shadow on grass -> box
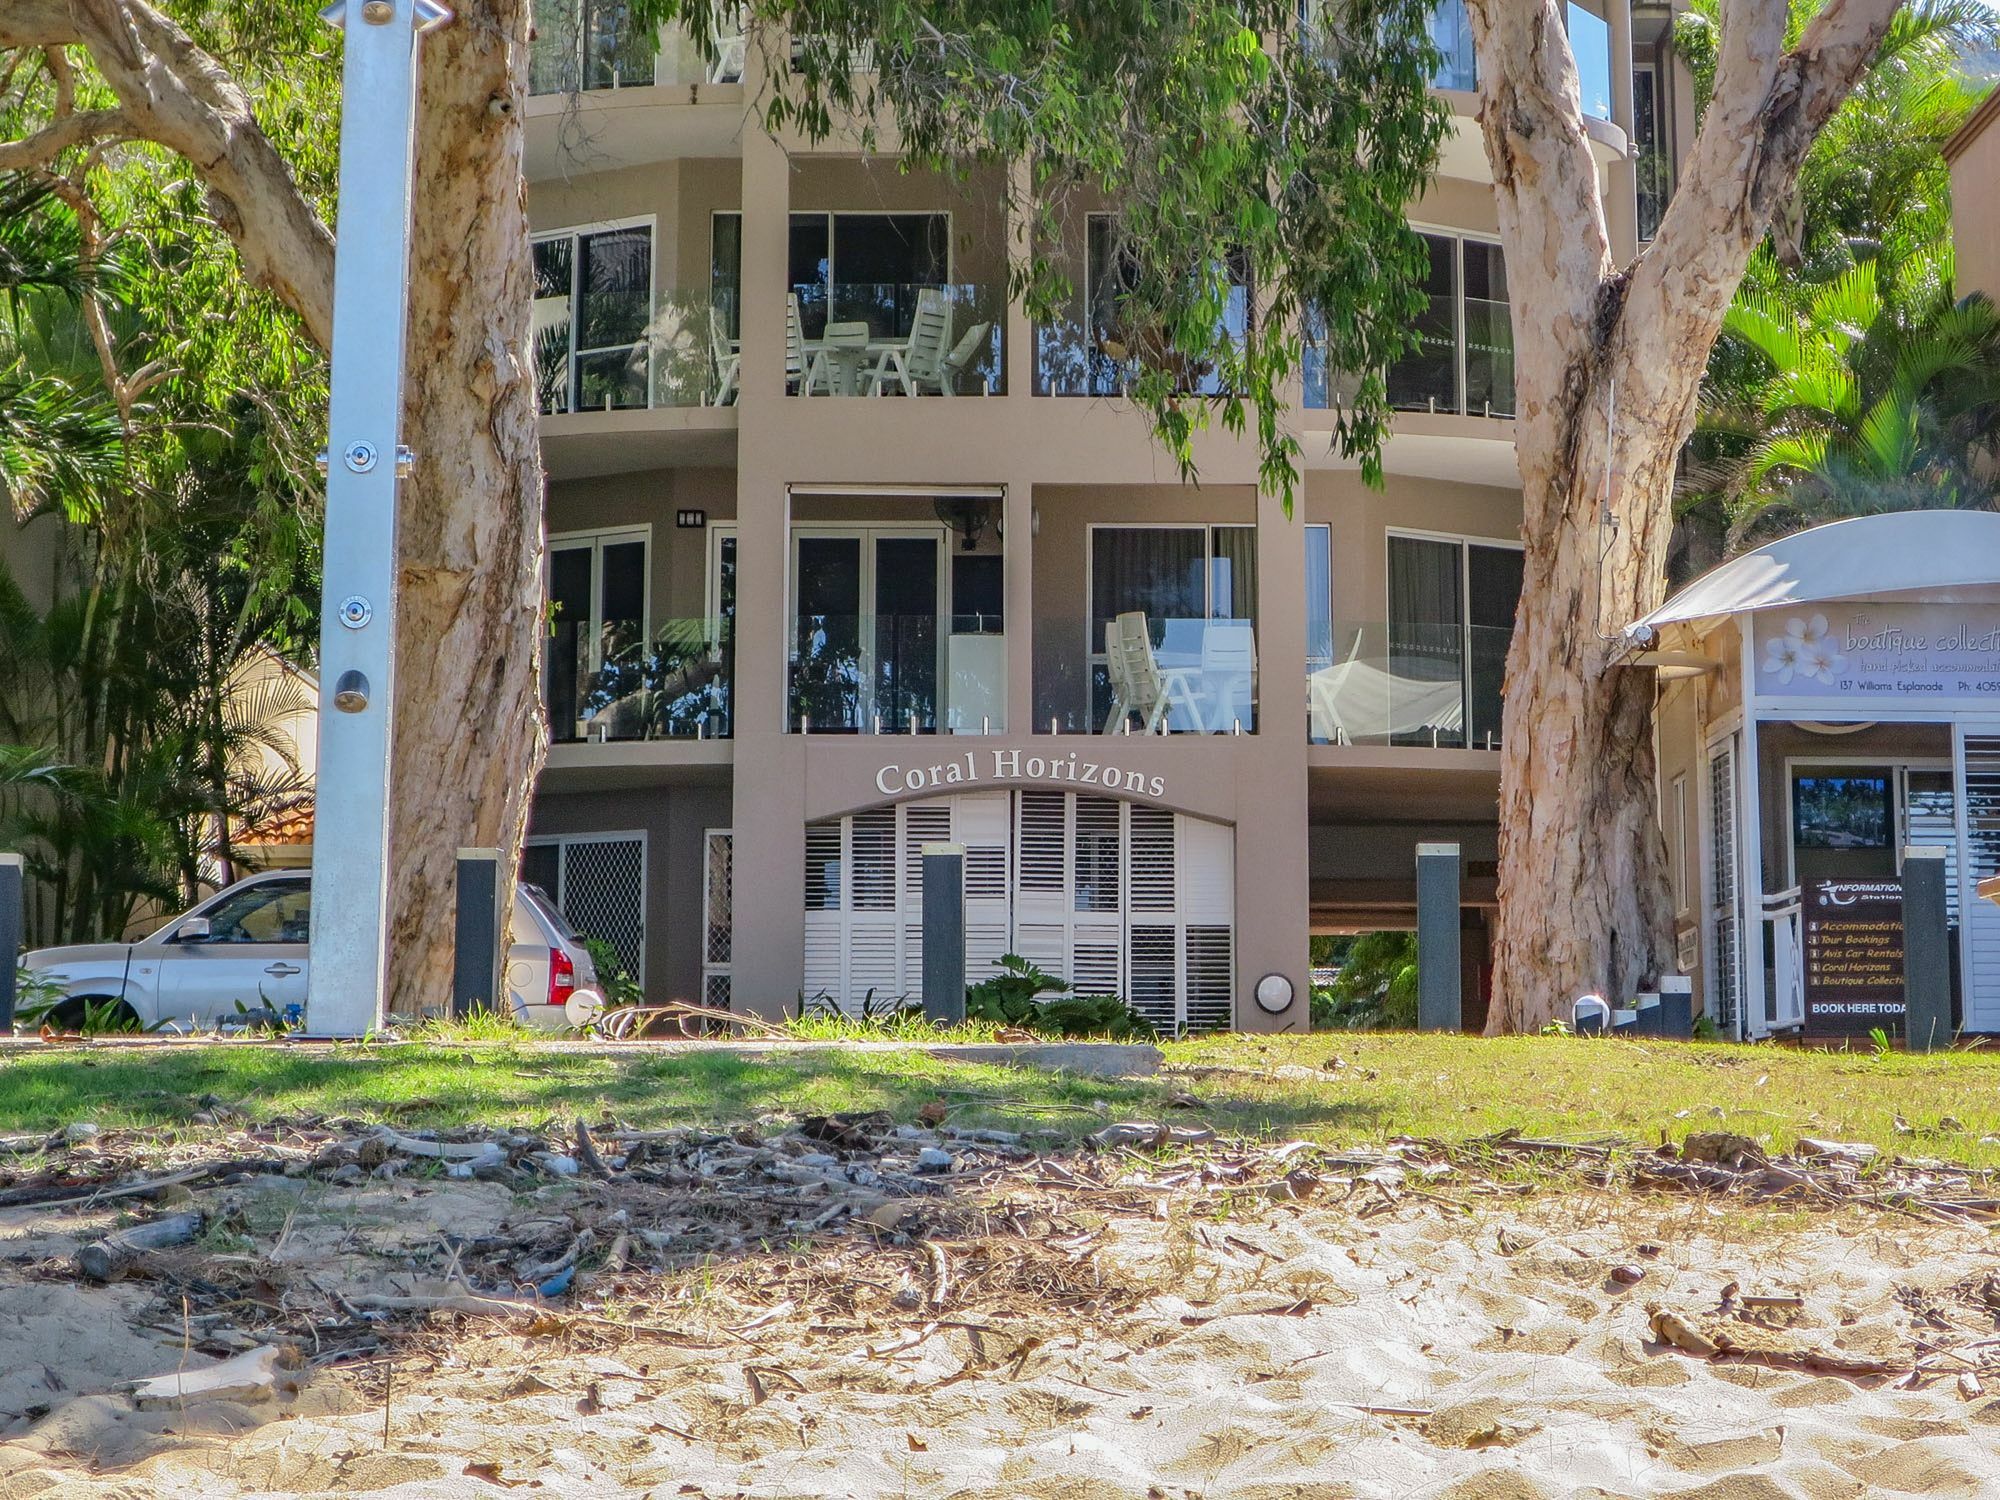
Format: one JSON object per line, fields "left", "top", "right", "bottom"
{"left": 0, "top": 1042, "right": 1400, "bottom": 1142}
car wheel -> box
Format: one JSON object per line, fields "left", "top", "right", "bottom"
{"left": 45, "top": 996, "right": 141, "bottom": 1035}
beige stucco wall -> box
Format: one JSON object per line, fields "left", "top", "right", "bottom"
{"left": 1949, "top": 101, "right": 2000, "bottom": 303}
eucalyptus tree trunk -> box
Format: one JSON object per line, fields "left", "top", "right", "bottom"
{"left": 1461, "top": 0, "right": 1902, "bottom": 1031}
{"left": 384, "top": 1, "right": 549, "bottom": 1017}
{"left": 2, "top": 0, "right": 548, "bottom": 1019}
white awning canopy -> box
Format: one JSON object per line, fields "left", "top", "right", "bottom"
{"left": 1627, "top": 511, "right": 2000, "bottom": 636}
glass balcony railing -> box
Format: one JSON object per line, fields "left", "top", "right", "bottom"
{"left": 1422, "top": 0, "right": 1610, "bottom": 120}
{"left": 1307, "top": 620, "right": 1510, "bottom": 750}
{"left": 788, "top": 612, "right": 1008, "bottom": 736}
{"left": 535, "top": 288, "right": 740, "bottom": 415}
{"left": 787, "top": 283, "right": 1007, "bottom": 397}
{"left": 529, "top": 1, "right": 749, "bottom": 94}
{"left": 790, "top": 615, "right": 1007, "bottom": 734}
{"left": 1032, "top": 616, "right": 1259, "bottom": 736}
{"left": 549, "top": 618, "right": 734, "bottom": 743}
{"left": 1303, "top": 294, "right": 1514, "bottom": 418}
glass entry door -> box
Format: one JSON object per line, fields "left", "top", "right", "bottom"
{"left": 792, "top": 529, "right": 943, "bottom": 732}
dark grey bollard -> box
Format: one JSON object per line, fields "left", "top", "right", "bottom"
{"left": 1416, "top": 841, "right": 1462, "bottom": 1032}
{"left": 0, "top": 853, "right": 21, "bottom": 1032}
{"left": 452, "top": 847, "right": 505, "bottom": 1021}
{"left": 1902, "top": 845, "right": 1950, "bottom": 1053}
{"left": 921, "top": 842, "right": 966, "bottom": 1025}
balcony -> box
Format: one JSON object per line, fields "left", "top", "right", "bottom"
{"left": 536, "top": 284, "right": 739, "bottom": 415}
{"left": 1303, "top": 232, "right": 1514, "bottom": 420}
{"left": 529, "top": 0, "right": 745, "bottom": 94}
{"left": 783, "top": 284, "right": 1007, "bottom": 397}
{"left": 1307, "top": 621, "right": 1508, "bottom": 750}
{"left": 789, "top": 614, "right": 1006, "bottom": 734}
{"left": 1424, "top": 0, "right": 1613, "bottom": 121}
{"left": 549, "top": 618, "right": 735, "bottom": 744}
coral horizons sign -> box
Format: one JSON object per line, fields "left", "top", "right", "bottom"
{"left": 875, "top": 749, "right": 1167, "bottom": 800}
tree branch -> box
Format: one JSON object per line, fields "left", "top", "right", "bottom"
{"left": 1630, "top": 0, "right": 1901, "bottom": 350}
{"left": 12, "top": 0, "right": 337, "bottom": 350}
{"left": 0, "top": 109, "right": 133, "bottom": 173}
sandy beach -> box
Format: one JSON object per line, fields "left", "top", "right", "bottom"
{"left": 4, "top": 1175, "right": 1998, "bottom": 1499}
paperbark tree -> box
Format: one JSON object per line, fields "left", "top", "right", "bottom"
{"left": 1463, "top": 0, "right": 1904, "bottom": 1029}
{"left": 0, "top": 0, "right": 547, "bottom": 1018}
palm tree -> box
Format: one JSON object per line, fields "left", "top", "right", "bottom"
{"left": 1687, "top": 247, "right": 2000, "bottom": 546}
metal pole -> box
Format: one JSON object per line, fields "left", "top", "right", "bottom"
{"left": 452, "top": 848, "right": 505, "bottom": 1020}
{"left": 921, "top": 842, "right": 966, "bottom": 1024}
{"left": 304, "top": 0, "right": 450, "bottom": 1037}
{"left": 0, "top": 853, "right": 21, "bottom": 1032}
{"left": 1415, "top": 841, "right": 1462, "bottom": 1032}
{"left": 1902, "top": 845, "right": 1950, "bottom": 1053}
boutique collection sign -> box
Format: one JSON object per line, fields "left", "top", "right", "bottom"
{"left": 1802, "top": 878, "right": 1905, "bottom": 1035}
{"left": 1754, "top": 603, "right": 2000, "bottom": 702}
{"left": 875, "top": 749, "right": 1167, "bottom": 800}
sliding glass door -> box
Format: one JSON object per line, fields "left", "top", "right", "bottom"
{"left": 792, "top": 529, "right": 944, "bottom": 732}
{"left": 1386, "top": 533, "right": 1520, "bottom": 749}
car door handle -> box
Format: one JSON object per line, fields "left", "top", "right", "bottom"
{"left": 264, "top": 963, "right": 303, "bottom": 977}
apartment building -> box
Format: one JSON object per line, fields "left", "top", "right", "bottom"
{"left": 520, "top": 0, "right": 1671, "bottom": 1032}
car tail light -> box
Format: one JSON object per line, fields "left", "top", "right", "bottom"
{"left": 548, "top": 949, "right": 576, "bottom": 1011}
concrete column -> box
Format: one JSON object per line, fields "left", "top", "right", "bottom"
{"left": 1416, "top": 842, "right": 1463, "bottom": 1031}
{"left": 1004, "top": 478, "right": 1034, "bottom": 734}
{"left": 921, "top": 843, "right": 967, "bottom": 1023}
{"left": 1004, "top": 158, "right": 1034, "bottom": 401}
{"left": 1903, "top": 846, "right": 1951, "bottom": 1052}
{"left": 1604, "top": 0, "right": 1639, "bottom": 261}
{"left": 1233, "top": 484, "right": 1310, "bottom": 1032}
{"left": 727, "top": 78, "right": 810, "bottom": 1020}
{"left": 452, "top": 848, "right": 504, "bottom": 1019}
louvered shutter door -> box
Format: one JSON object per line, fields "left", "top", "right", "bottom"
{"left": 1957, "top": 727, "right": 2000, "bottom": 1031}
{"left": 1127, "top": 925, "right": 1179, "bottom": 1035}
{"left": 1179, "top": 814, "right": 1236, "bottom": 1032}
{"left": 1014, "top": 791, "right": 1071, "bottom": 980}
{"left": 955, "top": 792, "right": 1013, "bottom": 987}
{"left": 848, "top": 808, "right": 900, "bottom": 1010}
{"left": 900, "top": 801, "right": 954, "bottom": 996}
{"left": 803, "top": 821, "right": 845, "bottom": 1006}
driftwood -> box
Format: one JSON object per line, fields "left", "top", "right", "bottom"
{"left": 76, "top": 1211, "right": 205, "bottom": 1282}
{"left": 596, "top": 1001, "right": 789, "bottom": 1040}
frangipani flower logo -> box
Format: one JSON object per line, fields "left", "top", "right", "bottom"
{"left": 1764, "top": 613, "right": 1845, "bottom": 684}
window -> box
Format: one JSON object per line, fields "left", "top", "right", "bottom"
{"left": 1384, "top": 232, "right": 1513, "bottom": 418}
{"left": 1634, "top": 64, "right": 1665, "bottom": 241}
{"left": 1089, "top": 525, "right": 1258, "bottom": 731}
{"left": 711, "top": 213, "right": 743, "bottom": 340}
{"left": 1305, "top": 524, "right": 1334, "bottom": 675}
{"left": 528, "top": 0, "right": 657, "bottom": 95}
{"left": 547, "top": 528, "right": 649, "bottom": 742}
{"left": 532, "top": 222, "right": 654, "bottom": 414}
{"left": 523, "top": 833, "right": 647, "bottom": 982}
{"left": 1386, "top": 532, "right": 1521, "bottom": 749}
{"left": 191, "top": 881, "right": 310, "bottom": 944}
{"left": 788, "top": 213, "right": 950, "bottom": 340}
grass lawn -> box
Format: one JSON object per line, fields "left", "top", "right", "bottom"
{"left": 1, "top": 1031, "right": 1997, "bottom": 1168}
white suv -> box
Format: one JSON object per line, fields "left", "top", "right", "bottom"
{"left": 20, "top": 870, "right": 601, "bottom": 1032}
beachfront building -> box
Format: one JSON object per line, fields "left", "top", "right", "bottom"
{"left": 520, "top": 3, "right": 1665, "bottom": 1031}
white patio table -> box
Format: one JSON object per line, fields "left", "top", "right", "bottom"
{"left": 806, "top": 321, "right": 908, "bottom": 396}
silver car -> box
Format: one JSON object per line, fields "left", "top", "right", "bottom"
{"left": 20, "top": 870, "right": 601, "bottom": 1032}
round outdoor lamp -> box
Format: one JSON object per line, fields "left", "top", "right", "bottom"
{"left": 1254, "top": 973, "right": 1295, "bottom": 1014}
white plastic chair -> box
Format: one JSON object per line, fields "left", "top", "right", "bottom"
{"left": 866, "top": 289, "right": 952, "bottom": 396}
{"left": 709, "top": 307, "right": 740, "bottom": 406}
{"left": 1101, "top": 612, "right": 1202, "bottom": 734}
{"left": 1198, "top": 620, "right": 1256, "bottom": 732}
{"left": 934, "top": 321, "right": 993, "bottom": 396}
{"left": 787, "top": 293, "right": 829, "bottom": 395}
